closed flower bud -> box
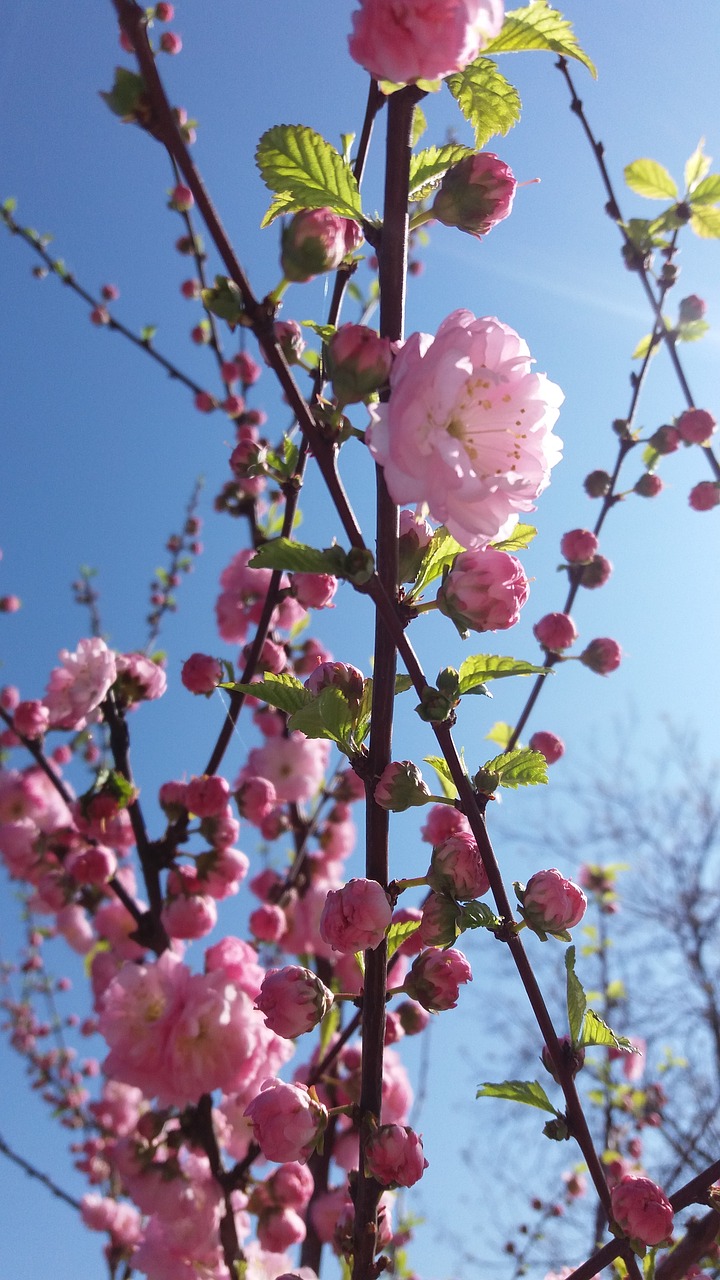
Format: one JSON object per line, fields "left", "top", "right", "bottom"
{"left": 365, "top": 1124, "right": 428, "bottom": 1188}
{"left": 255, "top": 966, "right": 334, "bottom": 1039}
{"left": 584, "top": 469, "right": 612, "bottom": 498}
{"left": 319, "top": 878, "right": 392, "bottom": 954}
{"left": 533, "top": 612, "right": 578, "bottom": 652}
{"left": 398, "top": 509, "right": 434, "bottom": 582}
{"left": 305, "top": 661, "right": 365, "bottom": 704}
{"left": 245, "top": 1080, "right": 328, "bottom": 1165}
{"left": 649, "top": 424, "right": 680, "bottom": 454}
{"left": 181, "top": 652, "right": 223, "bottom": 695}
{"left": 273, "top": 319, "right": 306, "bottom": 365}
{"left": 437, "top": 548, "right": 529, "bottom": 635}
{"left": 634, "top": 473, "right": 663, "bottom": 498}
{"left": 580, "top": 637, "right": 622, "bottom": 675}
{"left": 676, "top": 407, "right": 716, "bottom": 445}
{"left": 560, "top": 528, "right": 598, "bottom": 564}
{"left": 418, "top": 892, "right": 464, "bottom": 947}
{"left": 281, "top": 209, "right": 362, "bottom": 284}
{"left": 610, "top": 1174, "right": 674, "bottom": 1247}
{"left": 405, "top": 946, "right": 472, "bottom": 1012}
{"left": 541, "top": 1034, "right": 585, "bottom": 1082}
{"left": 433, "top": 152, "right": 517, "bottom": 238}
{"left": 374, "top": 760, "right": 431, "bottom": 812}
{"left": 326, "top": 324, "right": 393, "bottom": 405}
{"left": 427, "top": 831, "right": 489, "bottom": 899}
{"left": 517, "top": 868, "right": 587, "bottom": 939}
{"left": 678, "top": 294, "right": 706, "bottom": 324}
{"left": 528, "top": 731, "right": 565, "bottom": 765}
{"left": 578, "top": 554, "right": 612, "bottom": 589}
{"left": 689, "top": 480, "right": 720, "bottom": 511}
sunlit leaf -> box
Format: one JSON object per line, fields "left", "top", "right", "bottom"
{"left": 485, "top": 3, "right": 596, "bottom": 76}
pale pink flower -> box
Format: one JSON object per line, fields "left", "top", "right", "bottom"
{"left": 348, "top": 0, "right": 504, "bottom": 85}
{"left": 437, "top": 547, "right": 529, "bottom": 633}
{"left": 367, "top": 310, "right": 563, "bottom": 549}
{"left": 433, "top": 152, "right": 516, "bottom": 238}
{"left": 185, "top": 774, "right": 231, "bottom": 817}
{"left": 258, "top": 1207, "right": 307, "bottom": 1252}
{"left": 162, "top": 892, "right": 218, "bottom": 940}
{"left": 243, "top": 735, "right": 330, "bottom": 804}
{"left": 611, "top": 1174, "right": 674, "bottom": 1246}
{"left": 13, "top": 700, "right": 50, "bottom": 739}
{"left": 271, "top": 1161, "right": 315, "bottom": 1209}
{"left": 205, "top": 935, "right": 265, "bottom": 999}
{"left": 405, "top": 947, "right": 472, "bottom": 1011}
{"left": 65, "top": 843, "right": 117, "bottom": 886}
{"left": 245, "top": 1079, "right": 328, "bottom": 1164}
{"left": 520, "top": 868, "right": 586, "bottom": 936}
{"left": 420, "top": 803, "right": 471, "bottom": 845}
{"left": 115, "top": 652, "right": 167, "bottom": 702}
{"left": 427, "top": 830, "right": 489, "bottom": 899}
{"left": 255, "top": 966, "right": 334, "bottom": 1039}
{"left": 45, "top": 638, "right": 117, "bottom": 729}
{"left": 320, "top": 878, "right": 392, "bottom": 953}
{"left": 250, "top": 903, "right": 288, "bottom": 944}
{"left": 292, "top": 573, "right": 338, "bottom": 610}
{"left": 365, "top": 1124, "right": 428, "bottom": 1188}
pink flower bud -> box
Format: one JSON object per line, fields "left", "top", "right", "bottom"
{"left": 101, "top": 283, "right": 119, "bottom": 301}
{"left": 528, "top": 731, "right": 565, "bottom": 764}
{"left": 678, "top": 294, "right": 706, "bottom": 324}
{"left": 255, "top": 966, "right": 334, "bottom": 1039}
{"left": 320, "top": 878, "right": 392, "bottom": 954}
{"left": 650, "top": 424, "right": 680, "bottom": 454}
{"left": 258, "top": 1207, "right": 306, "bottom": 1252}
{"left": 610, "top": 1174, "right": 674, "bottom": 1247}
{"left": 434, "top": 152, "right": 516, "bottom": 238}
{"left": 584, "top": 470, "right": 612, "bottom": 498}
{"left": 180, "top": 278, "right": 200, "bottom": 299}
{"left": 185, "top": 774, "right": 231, "bottom": 817}
{"left": 326, "top": 324, "right": 393, "bottom": 405}
{"left": 162, "top": 892, "right": 218, "bottom": 940}
{"left": 194, "top": 391, "right": 215, "bottom": 413}
{"left": 578, "top": 554, "right": 612, "bottom": 589}
{"left": 154, "top": 2, "right": 174, "bottom": 18}
{"left": 235, "top": 775, "right": 278, "bottom": 826}
{"left": 0, "top": 685, "right": 20, "bottom": 711}
{"left": 560, "top": 528, "right": 598, "bottom": 564}
{"left": 580, "top": 637, "right": 622, "bottom": 675}
{"left": 676, "top": 408, "right": 716, "bottom": 445}
{"left": 418, "top": 892, "right": 464, "bottom": 947}
{"left": 273, "top": 319, "right": 306, "bottom": 365}
{"left": 169, "top": 183, "right": 193, "bottom": 212}
{"left": 533, "top": 612, "right": 578, "bottom": 652}
{"left": 90, "top": 307, "right": 110, "bottom": 326}
{"left": 405, "top": 947, "right": 472, "bottom": 1011}
{"left": 518, "top": 868, "right": 587, "bottom": 937}
{"left": 281, "top": 210, "right": 362, "bottom": 284}
{"left": 374, "top": 760, "right": 431, "bottom": 812}
{"left": 397, "top": 999, "right": 431, "bottom": 1035}
{"left": 244, "top": 1079, "right": 328, "bottom": 1164}
{"left": 634, "top": 473, "right": 663, "bottom": 498}
{"left": 398, "top": 509, "right": 434, "bottom": 582}
{"left": 427, "top": 831, "right": 489, "bottom": 899}
{"left": 65, "top": 844, "right": 117, "bottom": 886}
{"left": 540, "top": 1035, "right": 585, "bottom": 1083}
{"left": 348, "top": 0, "right": 503, "bottom": 85}
{"left": 250, "top": 903, "right": 287, "bottom": 944}
{"left": 365, "top": 1124, "right": 428, "bottom": 1188}
{"left": 13, "top": 700, "right": 50, "bottom": 739}
{"left": 292, "top": 573, "right": 338, "bottom": 610}
{"left": 689, "top": 480, "right": 720, "bottom": 511}
{"left": 438, "top": 548, "right": 529, "bottom": 635}
{"left": 305, "top": 661, "right": 365, "bottom": 703}
{"left": 159, "top": 30, "right": 182, "bottom": 54}
{"left": 181, "top": 652, "right": 223, "bottom": 694}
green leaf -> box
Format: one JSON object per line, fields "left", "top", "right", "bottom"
{"left": 255, "top": 125, "right": 363, "bottom": 227}
{"left": 301, "top": 319, "right": 336, "bottom": 343}
{"left": 410, "top": 527, "right": 464, "bottom": 598}
{"left": 411, "top": 104, "right": 428, "bottom": 147}
{"left": 642, "top": 443, "right": 661, "bottom": 472}
{"left": 100, "top": 67, "right": 146, "bottom": 121}
{"left": 476, "top": 1079, "right": 558, "bottom": 1115}
{"left": 486, "top": 721, "right": 514, "bottom": 748}
{"left": 624, "top": 159, "right": 678, "bottom": 200}
{"left": 631, "top": 319, "right": 673, "bottom": 359}
{"left": 140, "top": 325, "right": 157, "bottom": 343}
{"left": 318, "top": 1000, "right": 340, "bottom": 1056}
{"left": 462, "top": 900, "right": 501, "bottom": 931}
{"left": 288, "top": 685, "right": 355, "bottom": 748}
{"left": 484, "top": 3, "right": 596, "bottom": 76}
{"left": 677, "top": 319, "right": 709, "bottom": 343}
{"left": 201, "top": 276, "right": 245, "bottom": 326}
{"left": 459, "top": 654, "right": 547, "bottom": 693}
{"left": 387, "top": 919, "right": 421, "bottom": 960}
{"left": 408, "top": 143, "right": 475, "bottom": 202}
{"left": 446, "top": 58, "right": 522, "bottom": 149}
{"left": 690, "top": 205, "right": 720, "bottom": 239}
{"left": 353, "top": 677, "right": 374, "bottom": 746}
{"left": 2, "top": 197, "right": 17, "bottom": 214}
{"left": 224, "top": 673, "right": 311, "bottom": 715}
{"left": 480, "top": 748, "right": 548, "bottom": 789}
{"left": 685, "top": 140, "right": 711, "bottom": 192}
{"left": 249, "top": 538, "right": 347, "bottom": 576}
{"left": 580, "top": 1009, "right": 637, "bottom": 1053}
{"left": 565, "top": 946, "right": 587, "bottom": 1045}
{"left": 491, "top": 523, "right": 537, "bottom": 552}
{"left": 395, "top": 675, "right": 413, "bottom": 695}
{"left": 688, "top": 173, "right": 720, "bottom": 206}
{"left": 424, "top": 755, "right": 459, "bottom": 800}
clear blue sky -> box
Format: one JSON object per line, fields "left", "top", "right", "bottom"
{"left": 0, "top": 3, "right": 719, "bottom": 1278}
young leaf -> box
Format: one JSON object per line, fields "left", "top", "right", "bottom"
{"left": 224, "top": 674, "right": 311, "bottom": 716}
{"left": 687, "top": 173, "right": 720, "bottom": 206}
{"left": 249, "top": 538, "right": 346, "bottom": 576}
{"left": 387, "top": 919, "right": 421, "bottom": 960}
{"left": 395, "top": 674, "right": 413, "bottom": 695}
{"left": 411, "top": 104, "right": 428, "bottom": 148}
{"left": 677, "top": 319, "right": 710, "bottom": 343}
{"left": 486, "top": 721, "right": 514, "bottom": 748}
{"left": 288, "top": 685, "right": 355, "bottom": 748}
{"left": 480, "top": 748, "right": 548, "bottom": 789}
{"left": 255, "top": 125, "right": 362, "bottom": 226}
{"left": 484, "top": 4, "right": 597, "bottom": 77}
{"left": 318, "top": 1000, "right": 340, "bottom": 1057}
{"left": 624, "top": 159, "right": 678, "bottom": 200}
{"left": 409, "top": 144, "right": 475, "bottom": 202}
{"left": 411, "top": 527, "right": 464, "bottom": 598}
{"left": 580, "top": 1009, "right": 637, "bottom": 1053}
{"left": 446, "top": 59, "right": 522, "bottom": 149}
{"left": 459, "top": 654, "right": 547, "bottom": 693}
{"left": 491, "top": 523, "right": 537, "bottom": 552}
{"left": 353, "top": 677, "right": 374, "bottom": 746}
{"left": 140, "top": 325, "right": 157, "bottom": 343}
{"left": 565, "top": 945, "right": 587, "bottom": 1045}
{"left": 631, "top": 329, "right": 665, "bottom": 361}
{"left": 685, "top": 140, "right": 711, "bottom": 192}
{"left": 461, "top": 900, "right": 501, "bottom": 931}
{"left": 424, "top": 755, "right": 459, "bottom": 800}
{"left": 690, "top": 205, "right": 720, "bottom": 239}
{"left": 476, "top": 1079, "right": 558, "bottom": 1115}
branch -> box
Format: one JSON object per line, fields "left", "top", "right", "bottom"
{"left": 0, "top": 1131, "right": 82, "bottom": 1212}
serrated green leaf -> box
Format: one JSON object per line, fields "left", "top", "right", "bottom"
{"left": 255, "top": 124, "right": 362, "bottom": 226}
{"left": 685, "top": 141, "right": 711, "bottom": 192}
{"left": 288, "top": 685, "right": 355, "bottom": 748}
{"left": 624, "top": 158, "right": 678, "bottom": 200}
{"left": 486, "top": 721, "right": 514, "bottom": 747}
{"left": 690, "top": 205, "right": 720, "bottom": 239}
{"left": 565, "top": 945, "right": 587, "bottom": 1045}
{"left": 411, "top": 105, "right": 428, "bottom": 148}
{"left": 408, "top": 143, "right": 475, "bottom": 202}
{"left": 395, "top": 675, "right": 413, "bottom": 695}
{"left": 224, "top": 673, "right": 312, "bottom": 715}
{"left": 677, "top": 319, "right": 709, "bottom": 343}
{"left": 491, "top": 523, "right": 537, "bottom": 552}
{"left": 642, "top": 443, "right": 661, "bottom": 471}
{"left": 484, "top": 3, "right": 596, "bottom": 76}
{"left": 459, "top": 654, "right": 547, "bottom": 693}
{"left": 580, "top": 1009, "right": 637, "bottom": 1052}
{"left": 447, "top": 58, "right": 522, "bottom": 149}
{"left": 477, "top": 1079, "right": 558, "bottom": 1115}
{"left": 410, "top": 527, "right": 464, "bottom": 599}
{"left": 387, "top": 919, "right": 421, "bottom": 960}
{"left": 462, "top": 900, "right": 501, "bottom": 931}
{"left": 424, "top": 755, "right": 459, "bottom": 800}
{"left": 250, "top": 538, "right": 346, "bottom": 576}
{"left": 480, "top": 747, "right": 548, "bottom": 789}
{"left": 353, "top": 677, "right": 374, "bottom": 746}
{"left": 688, "top": 174, "right": 720, "bottom": 206}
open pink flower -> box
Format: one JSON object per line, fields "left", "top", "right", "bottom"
{"left": 255, "top": 966, "right": 334, "bottom": 1039}
{"left": 348, "top": 0, "right": 504, "bottom": 85}
{"left": 244, "top": 1079, "right": 327, "bottom": 1164}
{"left": 365, "top": 1124, "right": 428, "bottom": 1188}
{"left": 611, "top": 1174, "right": 674, "bottom": 1246}
{"left": 320, "top": 878, "right": 392, "bottom": 953}
{"left": 367, "top": 310, "right": 563, "bottom": 549}
{"left": 45, "top": 637, "right": 117, "bottom": 729}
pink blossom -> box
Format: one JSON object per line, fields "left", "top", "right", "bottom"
{"left": 65, "top": 843, "right": 117, "bottom": 886}
{"left": 433, "top": 152, "right": 516, "bottom": 238}
{"left": 437, "top": 547, "right": 529, "bottom": 633}
{"left": 205, "top": 935, "right": 265, "bottom": 999}
{"left": 45, "top": 637, "right": 117, "bottom": 729}
{"left": 580, "top": 637, "right": 622, "bottom": 675}
{"left": 258, "top": 1207, "right": 307, "bottom": 1252}
{"left": 427, "top": 830, "right": 489, "bottom": 899}
{"left": 250, "top": 903, "right": 288, "bottom": 944}
{"left": 420, "top": 803, "right": 471, "bottom": 845}
{"left": 159, "top": 30, "right": 182, "bottom": 54}
{"left": 244, "top": 1079, "right": 328, "bottom": 1164}
{"left": 528, "top": 731, "right": 565, "bottom": 764}
{"left": 678, "top": 294, "right": 706, "bottom": 323}
{"left": 181, "top": 652, "right": 223, "bottom": 694}
{"left": 348, "top": 0, "right": 504, "bottom": 85}
{"left": 242, "top": 734, "right": 330, "bottom": 804}
{"left": 305, "top": 661, "right": 364, "bottom": 701}
{"left": 162, "top": 892, "right": 218, "bottom": 940}
{"left": 235, "top": 775, "right": 278, "bottom": 826}
{"left": 326, "top": 324, "right": 393, "bottom": 405}
{"left": 281, "top": 210, "right": 362, "bottom": 284}
{"left": 405, "top": 947, "right": 472, "bottom": 1011}
{"left": 374, "top": 760, "right": 430, "bottom": 811}
{"left": 185, "top": 774, "right": 231, "bottom": 817}
{"left": 292, "top": 573, "right": 338, "bottom": 610}
{"left": 255, "top": 966, "right": 333, "bottom": 1039}
{"left": 418, "top": 892, "right": 463, "bottom": 947}
{"left": 367, "top": 310, "right": 563, "bottom": 549}
{"left": 365, "top": 1124, "right": 428, "bottom": 1188}
{"left": 533, "top": 612, "right": 577, "bottom": 652}
{"left": 560, "top": 528, "right": 598, "bottom": 564}
{"left": 320, "top": 878, "right": 392, "bottom": 953}
{"left": 610, "top": 1174, "right": 674, "bottom": 1246}
{"left": 676, "top": 407, "right": 716, "bottom": 445}
{"left": 520, "top": 868, "right": 587, "bottom": 937}
{"left": 689, "top": 481, "right": 720, "bottom": 511}
{"left": 13, "top": 700, "right": 49, "bottom": 739}
{"left": 115, "top": 651, "right": 167, "bottom": 703}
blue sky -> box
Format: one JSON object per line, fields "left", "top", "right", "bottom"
{"left": 1, "top": 3, "right": 719, "bottom": 1278}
